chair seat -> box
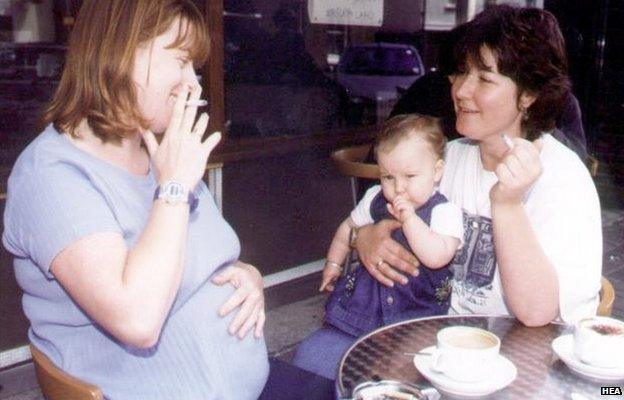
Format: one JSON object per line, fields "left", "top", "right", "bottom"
{"left": 30, "top": 344, "right": 103, "bottom": 400}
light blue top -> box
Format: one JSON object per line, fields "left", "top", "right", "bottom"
{"left": 2, "top": 125, "right": 269, "bottom": 400}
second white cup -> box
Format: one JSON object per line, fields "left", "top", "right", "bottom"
{"left": 574, "top": 316, "right": 624, "bottom": 368}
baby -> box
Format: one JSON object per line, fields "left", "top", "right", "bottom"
{"left": 321, "top": 114, "right": 464, "bottom": 337}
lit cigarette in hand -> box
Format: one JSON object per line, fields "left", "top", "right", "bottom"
{"left": 186, "top": 99, "right": 208, "bottom": 107}
{"left": 502, "top": 133, "right": 514, "bottom": 149}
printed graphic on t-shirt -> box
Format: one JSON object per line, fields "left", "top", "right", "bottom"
{"left": 450, "top": 212, "right": 497, "bottom": 307}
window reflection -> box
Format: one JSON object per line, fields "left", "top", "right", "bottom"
{"left": 224, "top": 0, "right": 347, "bottom": 137}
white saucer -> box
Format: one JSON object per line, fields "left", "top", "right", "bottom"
{"left": 413, "top": 346, "right": 517, "bottom": 398}
{"left": 551, "top": 334, "right": 624, "bottom": 382}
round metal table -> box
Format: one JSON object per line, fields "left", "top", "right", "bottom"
{"left": 337, "top": 315, "right": 618, "bottom": 399}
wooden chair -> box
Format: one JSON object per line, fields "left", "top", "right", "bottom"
{"left": 30, "top": 344, "right": 103, "bottom": 400}
{"left": 331, "top": 143, "right": 379, "bottom": 206}
{"left": 598, "top": 276, "right": 615, "bottom": 317}
{"left": 590, "top": 156, "right": 614, "bottom": 318}
{"left": 331, "top": 144, "right": 379, "bottom": 273}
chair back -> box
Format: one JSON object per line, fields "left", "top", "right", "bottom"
{"left": 30, "top": 344, "right": 103, "bottom": 400}
{"left": 331, "top": 144, "right": 379, "bottom": 180}
{"left": 331, "top": 144, "right": 379, "bottom": 206}
{"left": 597, "top": 276, "right": 615, "bottom": 317}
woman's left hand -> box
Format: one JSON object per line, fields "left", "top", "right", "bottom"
{"left": 212, "top": 261, "right": 265, "bottom": 339}
{"left": 490, "top": 138, "right": 544, "bottom": 206}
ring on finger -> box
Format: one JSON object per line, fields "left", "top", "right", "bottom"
{"left": 375, "top": 259, "right": 384, "bottom": 269}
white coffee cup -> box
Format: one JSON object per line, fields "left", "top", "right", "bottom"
{"left": 573, "top": 316, "right": 624, "bottom": 368}
{"left": 430, "top": 326, "right": 501, "bottom": 382}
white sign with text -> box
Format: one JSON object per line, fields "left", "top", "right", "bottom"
{"left": 308, "top": 0, "right": 383, "bottom": 27}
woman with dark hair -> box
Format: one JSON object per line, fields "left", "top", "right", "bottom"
{"left": 354, "top": 5, "right": 601, "bottom": 327}
{"left": 294, "top": 4, "right": 601, "bottom": 380}
{"left": 389, "top": 17, "right": 587, "bottom": 160}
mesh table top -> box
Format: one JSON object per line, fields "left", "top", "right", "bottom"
{"left": 337, "top": 315, "right": 617, "bottom": 399}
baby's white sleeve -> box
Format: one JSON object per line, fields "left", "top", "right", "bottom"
{"left": 430, "top": 202, "right": 464, "bottom": 249}
{"left": 349, "top": 185, "right": 382, "bottom": 227}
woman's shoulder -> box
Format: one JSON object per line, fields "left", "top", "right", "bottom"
{"left": 533, "top": 134, "right": 597, "bottom": 204}
{"left": 12, "top": 125, "right": 79, "bottom": 175}
{"left": 540, "top": 133, "right": 590, "bottom": 178}
{"left": 8, "top": 125, "right": 97, "bottom": 197}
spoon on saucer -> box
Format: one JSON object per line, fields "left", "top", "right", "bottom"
{"left": 403, "top": 350, "right": 434, "bottom": 357}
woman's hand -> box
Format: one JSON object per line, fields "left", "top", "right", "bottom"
{"left": 212, "top": 261, "right": 265, "bottom": 339}
{"left": 490, "top": 138, "right": 544, "bottom": 206}
{"left": 355, "top": 220, "right": 419, "bottom": 287}
{"left": 142, "top": 84, "right": 221, "bottom": 190}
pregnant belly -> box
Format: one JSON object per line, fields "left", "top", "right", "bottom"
{"left": 166, "top": 280, "right": 270, "bottom": 397}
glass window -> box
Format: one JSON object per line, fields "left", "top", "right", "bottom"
{"left": 222, "top": 0, "right": 428, "bottom": 137}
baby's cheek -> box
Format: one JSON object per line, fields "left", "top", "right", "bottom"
{"left": 381, "top": 186, "right": 394, "bottom": 202}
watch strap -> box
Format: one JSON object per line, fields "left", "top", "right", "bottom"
{"left": 154, "top": 182, "right": 199, "bottom": 213}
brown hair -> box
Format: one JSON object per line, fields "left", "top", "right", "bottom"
{"left": 375, "top": 114, "right": 447, "bottom": 160}
{"left": 41, "top": 0, "right": 209, "bottom": 142}
{"left": 453, "top": 5, "right": 570, "bottom": 141}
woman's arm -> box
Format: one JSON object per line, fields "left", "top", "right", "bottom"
{"left": 491, "top": 202, "right": 558, "bottom": 326}
{"left": 490, "top": 138, "right": 558, "bottom": 326}
{"left": 51, "top": 85, "right": 222, "bottom": 348}
{"left": 52, "top": 205, "right": 191, "bottom": 348}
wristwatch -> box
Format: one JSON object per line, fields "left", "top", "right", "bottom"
{"left": 154, "top": 181, "right": 199, "bottom": 212}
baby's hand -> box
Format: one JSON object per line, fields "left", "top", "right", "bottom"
{"left": 320, "top": 263, "right": 342, "bottom": 292}
{"left": 387, "top": 196, "right": 415, "bottom": 223}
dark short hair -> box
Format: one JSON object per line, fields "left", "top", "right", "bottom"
{"left": 375, "top": 114, "right": 447, "bottom": 160}
{"left": 453, "top": 5, "right": 571, "bottom": 140}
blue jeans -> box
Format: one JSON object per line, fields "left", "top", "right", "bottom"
{"left": 292, "top": 326, "right": 359, "bottom": 380}
{"left": 258, "top": 358, "right": 334, "bottom": 400}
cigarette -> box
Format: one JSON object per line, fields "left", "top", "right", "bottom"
{"left": 186, "top": 99, "right": 208, "bottom": 107}
{"left": 502, "top": 133, "right": 514, "bottom": 149}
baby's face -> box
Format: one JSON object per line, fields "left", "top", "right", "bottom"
{"left": 378, "top": 136, "right": 443, "bottom": 208}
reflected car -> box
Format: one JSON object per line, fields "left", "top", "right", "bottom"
{"left": 336, "top": 42, "right": 425, "bottom": 103}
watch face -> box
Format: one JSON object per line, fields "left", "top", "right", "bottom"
{"left": 161, "top": 181, "right": 185, "bottom": 202}
{"left": 155, "top": 181, "right": 198, "bottom": 210}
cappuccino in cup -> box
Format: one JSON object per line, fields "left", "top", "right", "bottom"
{"left": 574, "top": 316, "right": 624, "bottom": 368}
{"left": 431, "top": 326, "right": 501, "bottom": 382}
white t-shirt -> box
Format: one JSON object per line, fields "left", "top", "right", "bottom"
{"left": 351, "top": 185, "right": 464, "bottom": 248}
{"left": 439, "top": 135, "right": 602, "bottom": 323}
